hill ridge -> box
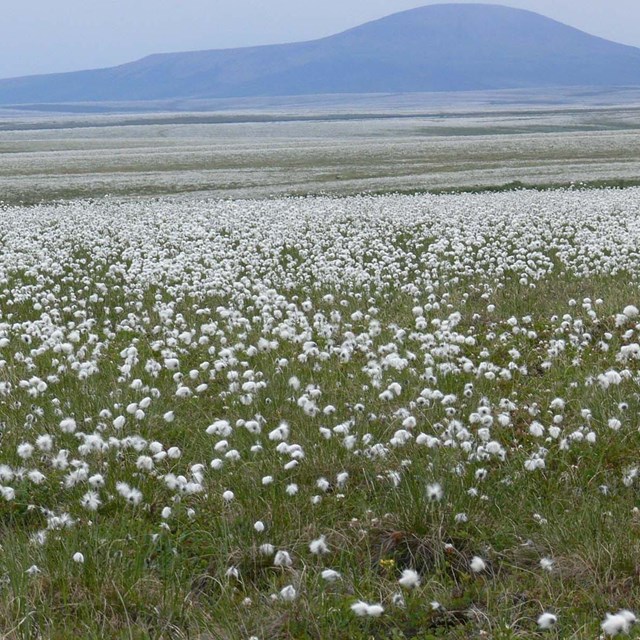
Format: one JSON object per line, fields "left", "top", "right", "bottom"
{"left": 1, "top": 3, "right": 640, "bottom": 104}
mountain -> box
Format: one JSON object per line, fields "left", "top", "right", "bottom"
{"left": 2, "top": 3, "right": 640, "bottom": 105}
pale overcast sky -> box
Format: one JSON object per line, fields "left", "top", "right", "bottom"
{"left": 2, "top": 0, "right": 637, "bottom": 79}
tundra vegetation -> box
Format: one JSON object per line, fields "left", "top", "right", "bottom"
{"left": 1, "top": 189, "right": 640, "bottom": 638}
{"left": 3, "top": 95, "right": 640, "bottom": 205}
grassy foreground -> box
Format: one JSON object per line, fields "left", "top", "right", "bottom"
{"left": 1, "top": 190, "right": 640, "bottom": 638}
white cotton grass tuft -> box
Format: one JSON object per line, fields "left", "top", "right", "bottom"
{"left": 601, "top": 610, "right": 637, "bottom": 636}
{"left": 279, "top": 585, "right": 297, "bottom": 601}
{"left": 470, "top": 556, "right": 487, "bottom": 573}
{"left": 273, "top": 550, "right": 292, "bottom": 567}
{"left": 309, "top": 535, "right": 329, "bottom": 555}
{"left": 268, "top": 421, "right": 290, "bottom": 441}
{"left": 391, "top": 591, "right": 406, "bottom": 608}
{"left": 17, "top": 443, "right": 34, "bottom": 459}
{"left": 115, "top": 482, "right": 143, "bottom": 506}
{"left": 608, "top": 418, "right": 622, "bottom": 431}
{"left": 398, "top": 568, "right": 420, "bottom": 589}
{"left": 351, "top": 601, "right": 384, "bottom": 617}
{"left": 321, "top": 569, "right": 341, "bottom": 582}
{"left": 225, "top": 566, "right": 240, "bottom": 580}
{"left": 35, "top": 435, "right": 53, "bottom": 452}
{"left": 537, "top": 612, "right": 557, "bottom": 630}
{"left": 80, "top": 491, "right": 102, "bottom": 511}
{"left": 59, "top": 418, "right": 77, "bottom": 434}
{"left": 1, "top": 487, "right": 16, "bottom": 501}
{"left": 426, "top": 482, "right": 444, "bottom": 501}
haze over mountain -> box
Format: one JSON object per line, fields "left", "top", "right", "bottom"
{"left": 2, "top": 3, "right": 640, "bottom": 105}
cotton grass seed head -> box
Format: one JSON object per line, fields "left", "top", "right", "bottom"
{"left": 398, "top": 568, "right": 420, "bottom": 589}
{"left": 426, "top": 482, "right": 443, "bottom": 501}
{"left": 537, "top": 613, "right": 557, "bottom": 630}
{"left": 351, "top": 601, "right": 384, "bottom": 617}
{"left": 470, "top": 556, "right": 487, "bottom": 573}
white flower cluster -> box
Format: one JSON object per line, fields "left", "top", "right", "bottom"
{"left": 0, "top": 188, "right": 639, "bottom": 634}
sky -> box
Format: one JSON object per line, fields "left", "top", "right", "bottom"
{"left": 2, "top": 0, "right": 640, "bottom": 80}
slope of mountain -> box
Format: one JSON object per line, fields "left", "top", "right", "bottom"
{"left": 2, "top": 3, "right": 640, "bottom": 105}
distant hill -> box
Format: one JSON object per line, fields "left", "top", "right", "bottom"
{"left": 2, "top": 3, "right": 640, "bottom": 105}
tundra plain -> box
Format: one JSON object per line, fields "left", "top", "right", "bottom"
{"left": 2, "top": 90, "right": 640, "bottom": 204}
{"left": 2, "top": 92, "right": 640, "bottom": 639}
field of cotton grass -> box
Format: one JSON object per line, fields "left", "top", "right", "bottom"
{"left": 4, "top": 98, "right": 640, "bottom": 205}
{"left": 2, "top": 188, "right": 640, "bottom": 638}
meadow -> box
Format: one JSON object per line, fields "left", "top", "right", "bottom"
{"left": 2, "top": 188, "right": 640, "bottom": 638}
{"left": 3, "top": 89, "right": 640, "bottom": 205}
